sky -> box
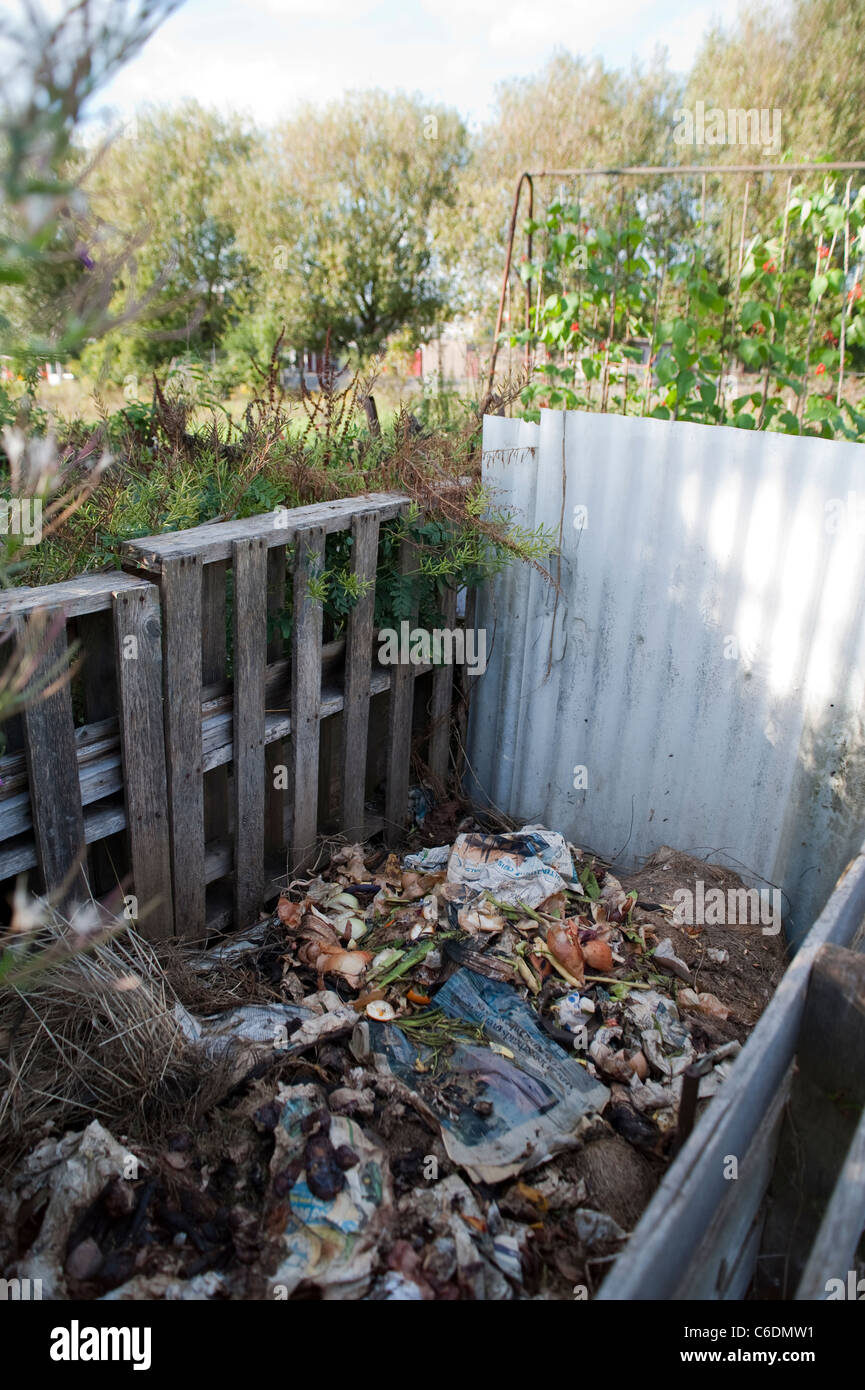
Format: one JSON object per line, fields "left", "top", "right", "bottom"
{"left": 84, "top": 0, "right": 750, "bottom": 130}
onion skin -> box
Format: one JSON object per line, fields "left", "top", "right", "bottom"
{"left": 582, "top": 938, "right": 614, "bottom": 972}
{"left": 547, "top": 925, "right": 585, "bottom": 982}
{"left": 628, "top": 1050, "right": 649, "bottom": 1080}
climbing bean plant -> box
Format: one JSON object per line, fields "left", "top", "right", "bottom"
{"left": 514, "top": 179, "right": 865, "bottom": 441}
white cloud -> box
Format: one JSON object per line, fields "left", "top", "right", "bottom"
{"left": 83, "top": 0, "right": 747, "bottom": 129}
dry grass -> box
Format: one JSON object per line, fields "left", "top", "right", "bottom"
{"left": 0, "top": 893, "right": 207, "bottom": 1175}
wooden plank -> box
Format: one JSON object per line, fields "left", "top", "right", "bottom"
{"left": 0, "top": 716, "right": 119, "bottom": 793}
{"left": 201, "top": 560, "right": 229, "bottom": 854}
{"left": 0, "top": 800, "right": 128, "bottom": 880}
{"left": 597, "top": 843, "right": 865, "bottom": 1301}
{"left": 341, "top": 510, "right": 380, "bottom": 840}
{"left": 428, "top": 583, "right": 458, "bottom": 789}
{"left": 77, "top": 607, "right": 120, "bottom": 896}
{"left": 265, "top": 545, "right": 287, "bottom": 860}
{"left": 160, "top": 555, "right": 205, "bottom": 936}
{"left": 20, "top": 615, "right": 87, "bottom": 908}
{"left": 112, "top": 584, "right": 174, "bottom": 938}
{"left": 796, "top": 1100, "right": 865, "bottom": 1300}
{"left": 0, "top": 751, "right": 122, "bottom": 839}
{"left": 0, "top": 572, "right": 150, "bottom": 620}
{"left": 454, "top": 585, "right": 477, "bottom": 787}
{"left": 669, "top": 1065, "right": 791, "bottom": 1299}
{"left": 288, "top": 528, "right": 325, "bottom": 871}
{"left": 122, "top": 494, "right": 406, "bottom": 572}
{"left": 232, "top": 537, "right": 267, "bottom": 928}
{"left": 758, "top": 942, "right": 865, "bottom": 1295}
{"left": 385, "top": 530, "right": 416, "bottom": 846}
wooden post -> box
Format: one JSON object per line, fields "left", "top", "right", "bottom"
{"left": 288, "top": 527, "right": 325, "bottom": 871}
{"left": 757, "top": 942, "right": 865, "bottom": 1297}
{"left": 160, "top": 555, "right": 205, "bottom": 937}
{"left": 428, "top": 583, "right": 458, "bottom": 790}
{"left": 232, "top": 537, "right": 267, "bottom": 928}
{"left": 112, "top": 584, "right": 173, "bottom": 937}
{"left": 385, "top": 528, "right": 416, "bottom": 845}
{"left": 265, "top": 543, "right": 287, "bottom": 891}
{"left": 341, "top": 510, "right": 380, "bottom": 840}
{"left": 77, "top": 606, "right": 120, "bottom": 895}
{"left": 201, "top": 559, "right": 229, "bottom": 857}
{"left": 21, "top": 611, "right": 87, "bottom": 911}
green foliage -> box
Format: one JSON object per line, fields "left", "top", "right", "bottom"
{"left": 513, "top": 181, "right": 865, "bottom": 440}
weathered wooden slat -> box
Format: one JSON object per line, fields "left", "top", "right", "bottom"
{"left": 341, "top": 510, "right": 380, "bottom": 840}
{"left": 428, "top": 583, "right": 458, "bottom": 788}
{"left": 668, "top": 1065, "right": 791, "bottom": 1299}
{"left": 0, "top": 716, "right": 119, "bottom": 793}
{"left": 122, "top": 494, "right": 405, "bottom": 572}
{"left": 112, "top": 584, "right": 174, "bottom": 938}
{"left": 288, "top": 528, "right": 325, "bottom": 871}
{"left": 75, "top": 607, "right": 120, "bottom": 896}
{"left": 0, "top": 571, "right": 150, "bottom": 619}
{"left": 161, "top": 555, "right": 205, "bottom": 936}
{"left": 0, "top": 752, "right": 122, "bottom": 839}
{"left": 0, "top": 801, "right": 127, "bottom": 879}
{"left": 20, "top": 616, "right": 86, "bottom": 908}
{"left": 453, "top": 585, "right": 477, "bottom": 787}
{"left": 758, "top": 941, "right": 865, "bottom": 1296}
{"left": 385, "top": 531, "right": 416, "bottom": 846}
{"left": 796, "top": 1098, "right": 865, "bottom": 1300}
{"left": 201, "top": 560, "right": 230, "bottom": 857}
{"left": 232, "top": 537, "right": 267, "bottom": 928}
{"left": 265, "top": 545, "right": 287, "bottom": 860}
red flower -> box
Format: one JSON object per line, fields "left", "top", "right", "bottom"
{"left": 570, "top": 321, "right": 579, "bottom": 332}
{"left": 848, "top": 282, "right": 863, "bottom": 303}
{"left": 823, "top": 330, "right": 838, "bottom": 346}
{"left": 818, "top": 245, "right": 830, "bottom": 259}
{"left": 763, "top": 260, "right": 777, "bottom": 273}
{"left": 816, "top": 363, "right": 826, "bottom": 375}
{"left": 520, "top": 254, "right": 527, "bottom": 262}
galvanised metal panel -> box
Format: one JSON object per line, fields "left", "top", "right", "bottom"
{"left": 467, "top": 408, "right": 865, "bottom": 947}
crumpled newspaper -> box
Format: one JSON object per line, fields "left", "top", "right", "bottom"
{"left": 0, "top": 1121, "right": 144, "bottom": 1300}
{"left": 446, "top": 825, "right": 577, "bottom": 910}
{"left": 266, "top": 1083, "right": 393, "bottom": 1300}
{"left": 172, "top": 994, "right": 357, "bottom": 1087}
{"left": 353, "top": 967, "right": 608, "bottom": 1183}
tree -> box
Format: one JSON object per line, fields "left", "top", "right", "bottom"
{"left": 81, "top": 101, "right": 255, "bottom": 378}
{"left": 458, "top": 50, "right": 683, "bottom": 332}
{"left": 0, "top": 0, "right": 182, "bottom": 365}
{"left": 235, "top": 91, "right": 469, "bottom": 360}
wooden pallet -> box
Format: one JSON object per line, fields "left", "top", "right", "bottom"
{"left": 0, "top": 494, "right": 463, "bottom": 939}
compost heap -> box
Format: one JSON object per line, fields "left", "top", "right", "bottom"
{"left": 0, "top": 827, "right": 787, "bottom": 1301}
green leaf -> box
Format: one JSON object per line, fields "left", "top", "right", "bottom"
{"left": 809, "top": 273, "right": 829, "bottom": 302}
{"left": 655, "top": 355, "right": 675, "bottom": 385}
{"left": 579, "top": 866, "right": 601, "bottom": 900}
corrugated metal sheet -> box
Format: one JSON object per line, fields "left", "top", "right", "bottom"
{"left": 467, "top": 408, "right": 865, "bottom": 946}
